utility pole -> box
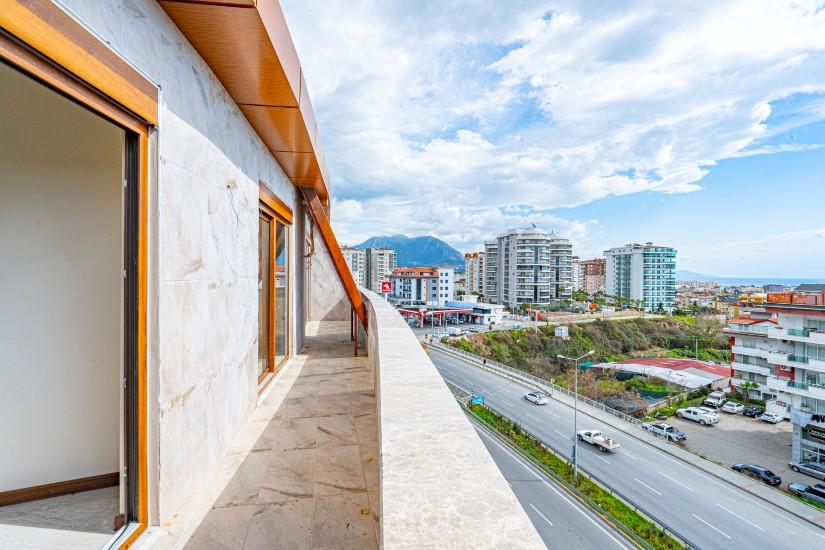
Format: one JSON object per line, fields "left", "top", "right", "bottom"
{"left": 558, "top": 350, "right": 595, "bottom": 481}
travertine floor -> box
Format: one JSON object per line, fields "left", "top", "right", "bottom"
{"left": 0, "top": 486, "right": 118, "bottom": 550}
{"left": 152, "top": 321, "right": 379, "bottom": 550}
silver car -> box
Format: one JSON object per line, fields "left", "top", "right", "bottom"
{"left": 790, "top": 461, "right": 825, "bottom": 481}
{"left": 524, "top": 391, "right": 548, "bottom": 405}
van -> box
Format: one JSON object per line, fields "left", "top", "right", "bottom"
{"left": 446, "top": 327, "right": 462, "bottom": 336}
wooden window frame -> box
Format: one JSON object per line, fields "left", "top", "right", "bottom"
{"left": 0, "top": 6, "right": 154, "bottom": 548}
{"left": 258, "top": 182, "right": 292, "bottom": 392}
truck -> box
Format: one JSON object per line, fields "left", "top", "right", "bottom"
{"left": 703, "top": 390, "right": 727, "bottom": 408}
{"left": 576, "top": 429, "right": 620, "bottom": 452}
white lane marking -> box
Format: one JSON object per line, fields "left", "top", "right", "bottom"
{"left": 618, "top": 449, "right": 636, "bottom": 460}
{"left": 526, "top": 413, "right": 540, "bottom": 421}
{"left": 633, "top": 478, "right": 662, "bottom": 496}
{"left": 502, "top": 400, "right": 514, "bottom": 407}
{"left": 507, "top": 481, "right": 513, "bottom": 488}
{"left": 657, "top": 470, "right": 693, "bottom": 492}
{"left": 715, "top": 502, "right": 764, "bottom": 531}
{"left": 541, "top": 480, "right": 630, "bottom": 550}
{"left": 529, "top": 503, "right": 554, "bottom": 527}
{"left": 691, "top": 513, "right": 731, "bottom": 540}
{"left": 554, "top": 429, "right": 569, "bottom": 439}
{"left": 594, "top": 454, "right": 612, "bottom": 464}
{"left": 475, "top": 427, "right": 628, "bottom": 549}
{"left": 445, "top": 354, "right": 825, "bottom": 542}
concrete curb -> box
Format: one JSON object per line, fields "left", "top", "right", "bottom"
{"left": 428, "top": 343, "right": 825, "bottom": 532}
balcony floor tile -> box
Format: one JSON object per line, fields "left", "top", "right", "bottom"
{"left": 149, "top": 322, "right": 377, "bottom": 550}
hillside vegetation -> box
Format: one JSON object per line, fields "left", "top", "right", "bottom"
{"left": 449, "top": 317, "right": 728, "bottom": 384}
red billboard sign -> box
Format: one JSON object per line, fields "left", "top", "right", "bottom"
{"left": 381, "top": 280, "right": 392, "bottom": 293}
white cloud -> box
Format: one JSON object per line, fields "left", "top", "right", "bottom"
{"left": 281, "top": 1, "right": 825, "bottom": 254}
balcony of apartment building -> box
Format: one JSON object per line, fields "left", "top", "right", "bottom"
{"left": 768, "top": 378, "right": 825, "bottom": 401}
{"left": 768, "top": 325, "right": 825, "bottom": 346}
{"left": 145, "top": 289, "right": 541, "bottom": 550}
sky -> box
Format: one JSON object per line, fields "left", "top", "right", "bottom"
{"left": 280, "top": 0, "right": 825, "bottom": 277}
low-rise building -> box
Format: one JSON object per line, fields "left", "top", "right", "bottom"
{"left": 388, "top": 266, "right": 454, "bottom": 307}
{"left": 445, "top": 300, "right": 506, "bottom": 325}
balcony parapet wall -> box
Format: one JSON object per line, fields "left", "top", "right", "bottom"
{"left": 359, "top": 288, "right": 543, "bottom": 548}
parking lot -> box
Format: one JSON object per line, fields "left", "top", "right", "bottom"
{"left": 668, "top": 410, "right": 816, "bottom": 489}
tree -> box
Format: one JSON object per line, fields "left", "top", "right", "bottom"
{"left": 572, "top": 290, "right": 589, "bottom": 302}
{"left": 740, "top": 381, "right": 758, "bottom": 403}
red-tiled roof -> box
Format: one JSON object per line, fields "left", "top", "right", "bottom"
{"left": 728, "top": 316, "right": 777, "bottom": 325}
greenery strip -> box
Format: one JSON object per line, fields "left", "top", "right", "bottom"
{"left": 469, "top": 403, "right": 687, "bottom": 550}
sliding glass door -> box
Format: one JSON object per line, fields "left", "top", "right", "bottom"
{"left": 258, "top": 195, "right": 291, "bottom": 385}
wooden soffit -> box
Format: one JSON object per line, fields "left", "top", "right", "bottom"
{"left": 159, "top": 0, "right": 330, "bottom": 203}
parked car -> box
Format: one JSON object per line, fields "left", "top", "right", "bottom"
{"left": 446, "top": 327, "right": 462, "bottom": 336}
{"left": 731, "top": 464, "right": 781, "bottom": 486}
{"left": 722, "top": 402, "right": 745, "bottom": 414}
{"left": 789, "top": 461, "right": 825, "bottom": 481}
{"left": 703, "top": 390, "right": 727, "bottom": 408}
{"left": 643, "top": 422, "right": 687, "bottom": 442}
{"left": 788, "top": 482, "right": 825, "bottom": 505}
{"left": 760, "top": 412, "right": 783, "bottom": 424}
{"left": 743, "top": 405, "right": 765, "bottom": 418}
{"left": 676, "top": 406, "right": 719, "bottom": 426}
{"left": 577, "top": 429, "right": 620, "bottom": 452}
{"left": 468, "top": 326, "right": 480, "bottom": 333}
{"left": 524, "top": 391, "right": 548, "bottom": 405}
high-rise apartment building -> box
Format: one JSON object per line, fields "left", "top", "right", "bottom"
{"left": 464, "top": 252, "right": 485, "bottom": 296}
{"left": 571, "top": 256, "right": 582, "bottom": 292}
{"left": 581, "top": 258, "right": 606, "bottom": 296}
{"left": 725, "top": 289, "right": 825, "bottom": 464}
{"left": 484, "top": 239, "right": 498, "bottom": 303}
{"left": 492, "top": 227, "right": 573, "bottom": 308}
{"left": 365, "top": 247, "right": 397, "bottom": 292}
{"left": 341, "top": 246, "right": 366, "bottom": 286}
{"left": 605, "top": 243, "right": 676, "bottom": 312}
{"left": 388, "top": 266, "right": 455, "bottom": 307}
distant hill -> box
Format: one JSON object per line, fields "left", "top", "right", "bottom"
{"left": 356, "top": 235, "right": 464, "bottom": 268}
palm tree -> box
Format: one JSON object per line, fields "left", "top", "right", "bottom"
{"left": 740, "top": 381, "right": 758, "bottom": 403}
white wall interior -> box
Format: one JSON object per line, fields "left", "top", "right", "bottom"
{"left": 0, "top": 61, "right": 123, "bottom": 491}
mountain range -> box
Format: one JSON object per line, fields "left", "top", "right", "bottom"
{"left": 355, "top": 235, "right": 464, "bottom": 269}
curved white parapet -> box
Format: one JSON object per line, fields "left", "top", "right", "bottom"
{"left": 359, "top": 288, "right": 544, "bottom": 549}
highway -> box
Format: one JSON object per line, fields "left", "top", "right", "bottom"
{"left": 473, "top": 418, "right": 634, "bottom": 550}
{"left": 431, "top": 348, "right": 825, "bottom": 550}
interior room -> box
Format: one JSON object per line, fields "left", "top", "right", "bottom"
{"left": 0, "top": 60, "right": 125, "bottom": 549}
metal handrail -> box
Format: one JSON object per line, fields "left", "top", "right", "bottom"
{"left": 427, "top": 341, "right": 645, "bottom": 429}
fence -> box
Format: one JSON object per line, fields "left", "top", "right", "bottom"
{"left": 427, "top": 341, "right": 645, "bottom": 429}
{"left": 466, "top": 401, "right": 699, "bottom": 549}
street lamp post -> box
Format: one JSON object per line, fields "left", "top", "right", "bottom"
{"left": 558, "top": 350, "right": 595, "bottom": 481}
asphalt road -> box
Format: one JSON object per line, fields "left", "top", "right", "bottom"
{"left": 473, "top": 418, "right": 634, "bottom": 550}
{"left": 431, "top": 348, "right": 825, "bottom": 550}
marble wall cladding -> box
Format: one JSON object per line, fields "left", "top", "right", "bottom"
{"left": 58, "top": 0, "right": 302, "bottom": 522}
{"left": 309, "top": 240, "right": 351, "bottom": 322}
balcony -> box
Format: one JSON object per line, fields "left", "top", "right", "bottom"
{"left": 731, "top": 361, "right": 772, "bottom": 377}
{"left": 144, "top": 291, "right": 541, "bottom": 549}
{"left": 733, "top": 344, "right": 771, "bottom": 359}
{"left": 768, "top": 326, "right": 825, "bottom": 346}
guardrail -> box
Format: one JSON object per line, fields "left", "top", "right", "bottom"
{"left": 427, "top": 341, "right": 645, "bottom": 429}
{"left": 467, "top": 401, "right": 699, "bottom": 550}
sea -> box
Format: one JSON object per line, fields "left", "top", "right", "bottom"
{"left": 710, "top": 277, "right": 825, "bottom": 287}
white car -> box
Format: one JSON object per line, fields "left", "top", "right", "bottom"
{"left": 524, "top": 391, "right": 548, "bottom": 405}
{"left": 722, "top": 402, "right": 744, "bottom": 414}
{"left": 676, "top": 406, "right": 719, "bottom": 426}
{"left": 760, "top": 412, "right": 783, "bottom": 424}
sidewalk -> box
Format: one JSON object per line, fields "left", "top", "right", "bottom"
{"left": 430, "top": 343, "right": 825, "bottom": 530}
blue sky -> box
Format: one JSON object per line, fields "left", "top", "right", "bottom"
{"left": 281, "top": 1, "right": 825, "bottom": 277}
